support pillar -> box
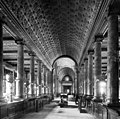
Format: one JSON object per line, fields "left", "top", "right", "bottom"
{"left": 84, "top": 58, "right": 88, "bottom": 96}
{"left": 47, "top": 70, "right": 50, "bottom": 94}
{"left": 46, "top": 68, "right": 48, "bottom": 94}
{"left": 76, "top": 68, "right": 80, "bottom": 95}
{"left": 87, "top": 50, "right": 94, "bottom": 96}
{"left": 93, "top": 35, "right": 103, "bottom": 101}
{"left": 29, "top": 52, "right": 35, "bottom": 97}
{"left": 107, "top": 7, "right": 119, "bottom": 105}
{"left": 0, "top": 19, "right": 4, "bottom": 101}
{"left": 15, "top": 40, "right": 24, "bottom": 99}
{"left": 43, "top": 65, "right": 46, "bottom": 94}
{"left": 36, "top": 60, "right": 42, "bottom": 96}
{"left": 41, "top": 63, "right": 44, "bottom": 94}
{"left": 81, "top": 64, "right": 84, "bottom": 95}
{"left": 51, "top": 69, "right": 54, "bottom": 98}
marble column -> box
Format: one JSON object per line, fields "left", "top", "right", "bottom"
{"left": 81, "top": 64, "right": 84, "bottom": 95}
{"left": 84, "top": 58, "right": 88, "bottom": 96}
{"left": 15, "top": 40, "right": 24, "bottom": 99}
{"left": 107, "top": 8, "right": 119, "bottom": 104}
{"left": 47, "top": 70, "right": 50, "bottom": 94}
{"left": 93, "top": 35, "right": 103, "bottom": 101}
{"left": 46, "top": 68, "right": 48, "bottom": 94}
{"left": 36, "top": 60, "right": 42, "bottom": 96}
{"left": 0, "top": 19, "right": 4, "bottom": 101}
{"left": 52, "top": 68, "right": 55, "bottom": 95}
{"left": 51, "top": 69, "right": 54, "bottom": 97}
{"left": 54, "top": 68, "right": 58, "bottom": 96}
{"left": 39, "top": 61, "right": 42, "bottom": 95}
{"left": 76, "top": 68, "right": 80, "bottom": 95}
{"left": 88, "top": 50, "right": 94, "bottom": 96}
{"left": 29, "top": 52, "right": 35, "bottom": 97}
{"left": 43, "top": 65, "right": 46, "bottom": 94}
{"left": 40, "top": 63, "right": 43, "bottom": 94}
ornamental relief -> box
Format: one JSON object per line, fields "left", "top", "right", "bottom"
{"left": 3, "top": 0, "right": 102, "bottom": 63}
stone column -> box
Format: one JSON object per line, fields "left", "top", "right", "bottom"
{"left": 73, "top": 78, "right": 75, "bottom": 93}
{"left": 87, "top": 50, "right": 94, "bottom": 96}
{"left": 36, "top": 60, "right": 41, "bottom": 96}
{"left": 76, "top": 68, "right": 80, "bottom": 95}
{"left": 0, "top": 19, "right": 4, "bottom": 101}
{"left": 47, "top": 70, "right": 50, "bottom": 94}
{"left": 15, "top": 40, "right": 24, "bottom": 99}
{"left": 43, "top": 65, "right": 46, "bottom": 94}
{"left": 46, "top": 68, "right": 48, "bottom": 94}
{"left": 41, "top": 63, "right": 44, "bottom": 94}
{"left": 107, "top": 7, "right": 119, "bottom": 105}
{"left": 78, "top": 67, "right": 82, "bottom": 95}
{"left": 93, "top": 35, "right": 103, "bottom": 101}
{"left": 54, "top": 68, "right": 58, "bottom": 96}
{"left": 53, "top": 68, "right": 55, "bottom": 96}
{"left": 84, "top": 58, "right": 88, "bottom": 96}
{"left": 81, "top": 64, "right": 84, "bottom": 95}
{"left": 39, "top": 61, "right": 42, "bottom": 95}
{"left": 51, "top": 69, "right": 54, "bottom": 97}
{"left": 29, "top": 52, "right": 35, "bottom": 97}
{"left": 61, "top": 82, "right": 63, "bottom": 93}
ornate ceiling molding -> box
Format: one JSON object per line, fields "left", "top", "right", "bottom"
{"left": 0, "top": 0, "right": 52, "bottom": 69}
{"left": 79, "top": 0, "right": 112, "bottom": 66}
{"left": 0, "top": 0, "right": 105, "bottom": 70}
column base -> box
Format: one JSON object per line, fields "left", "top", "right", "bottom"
{"left": 106, "top": 101, "right": 120, "bottom": 108}
{"left": 106, "top": 99, "right": 120, "bottom": 106}
{"left": 86, "top": 95, "right": 93, "bottom": 100}
{"left": 92, "top": 97, "right": 102, "bottom": 102}
{"left": 14, "top": 96, "right": 24, "bottom": 102}
{"left": 27, "top": 94, "right": 36, "bottom": 98}
{"left": 0, "top": 97, "right": 7, "bottom": 103}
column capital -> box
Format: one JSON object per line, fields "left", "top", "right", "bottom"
{"left": 76, "top": 70, "right": 80, "bottom": 74}
{"left": 88, "top": 50, "right": 94, "bottom": 55}
{"left": 95, "top": 34, "right": 104, "bottom": 42}
{"left": 28, "top": 51, "right": 36, "bottom": 56}
{"left": 42, "top": 64, "right": 46, "bottom": 70}
{"left": 0, "top": 14, "right": 7, "bottom": 24}
{"left": 81, "top": 63, "right": 84, "bottom": 67}
{"left": 15, "top": 39, "right": 25, "bottom": 45}
{"left": 84, "top": 58, "right": 88, "bottom": 62}
{"left": 36, "top": 59, "right": 42, "bottom": 63}
{"left": 108, "top": 1, "right": 120, "bottom": 16}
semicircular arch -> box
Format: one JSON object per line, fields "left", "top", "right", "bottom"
{"left": 58, "top": 67, "right": 75, "bottom": 81}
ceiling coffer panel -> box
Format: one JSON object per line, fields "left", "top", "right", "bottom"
{"left": 58, "top": 67, "right": 75, "bottom": 81}
{"left": 3, "top": 0, "right": 102, "bottom": 66}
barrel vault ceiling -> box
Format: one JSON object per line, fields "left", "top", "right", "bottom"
{"left": 0, "top": 0, "right": 117, "bottom": 72}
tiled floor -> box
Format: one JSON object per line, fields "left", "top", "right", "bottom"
{"left": 20, "top": 100, "right": 95, "bottom": 119}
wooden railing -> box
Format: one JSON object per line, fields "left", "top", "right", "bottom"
{"left": 0, "top": 95, "right": 52, "bottom": 119}
{"left": 78, "top": 95, "right": 120, "bottom": 119}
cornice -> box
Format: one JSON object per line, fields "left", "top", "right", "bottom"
{"left": 79, "top": 0, "right": 112, "bottom": 66}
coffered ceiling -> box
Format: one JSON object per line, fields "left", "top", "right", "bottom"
{"left": 0, "top": 0, "right": 114, "bottom": 72}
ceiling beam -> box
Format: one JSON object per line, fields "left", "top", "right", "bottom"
{"left": 3, "top": 50, "right": 29, "bottom": 53}
{"left": 3, "top": 58, "right": 30, "bottom": 61}
{"left": 3, "top": 36, "right": 15, "bottom": 41}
